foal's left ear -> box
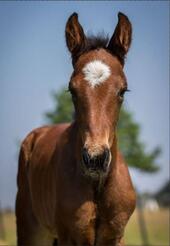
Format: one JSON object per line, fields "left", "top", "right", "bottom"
{"left": 65, "top": 13, "right": 87, "bottom": 64}
{"left": 107, "top": 12, "right": 132, "bottom": 66}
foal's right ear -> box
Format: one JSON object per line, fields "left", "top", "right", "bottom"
{"left": 107, "top": 12, "right": 132, "bottom": 66}
{"left": 65, "top": 13, "right": 87, "bottom": 61}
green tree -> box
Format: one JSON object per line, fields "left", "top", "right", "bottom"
{"left": 45, "top": 87, "right": 160, "bottom": 172}
{"left": 117, "top": 109, "right": 160, "bottom": 172}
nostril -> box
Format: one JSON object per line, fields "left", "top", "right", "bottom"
{"left": 104, "top": 148, "right": 109, "bottom": 162}
{"left": 99, "top": 149, "right": 110, "bottom": 169}
{"left": 82, "top": 148, "right": 90, "bottom": 167}
{"left": 103, "top": 148, "right": 110, "bottom": 169}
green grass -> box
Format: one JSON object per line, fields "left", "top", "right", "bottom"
{"left": 0, "top": 208, "right": 169, "bottom": 245}
{"left": 125, "top": 208, "right": 169, "bottom": 245}
{"left": 1, "top": 212, "right": 16, "bottom": 245}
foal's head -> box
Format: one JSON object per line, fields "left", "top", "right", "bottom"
{"left": 65, "top": 12, "right": 132, "bottom": 178}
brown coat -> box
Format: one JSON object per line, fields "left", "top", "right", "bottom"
{"left": 16, "top": 123, "right": 136, "bottom": 245}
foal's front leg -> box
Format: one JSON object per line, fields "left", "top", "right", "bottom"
{"left": 57, "top": 226, "right": 95, "bottom": 246}
{"left": 97, "top": 237, "right": 125, "bottom": 246}
{"left": 96, "top": 215, "right": 127, "bottom": 246}
{"left": 97, "top": 234, "right": 125, "bottom": 246}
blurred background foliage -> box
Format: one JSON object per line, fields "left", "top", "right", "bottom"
{"left": 45, "top": 87, "right": 161, "bottom": 173}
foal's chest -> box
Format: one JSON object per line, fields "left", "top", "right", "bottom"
{"left": 64, "top": 201, "right": 118, "bottom": 246}
{"left": 58, "top": 187, "right": 114, "bottom": 245}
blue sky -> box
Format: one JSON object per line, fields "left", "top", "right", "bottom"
{"left": 0, "top": 1, "right": 169, "bottom": 208}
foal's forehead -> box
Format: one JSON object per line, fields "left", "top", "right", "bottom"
{"left": 82, "top": 60, "right": 111, "bottom": 88}
{"left": 72, "top": 49, "right": 126, "bottom": 88}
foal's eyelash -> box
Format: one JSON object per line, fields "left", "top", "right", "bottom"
{"left": 66, "top": 85, "right": 72, "bottom": 93}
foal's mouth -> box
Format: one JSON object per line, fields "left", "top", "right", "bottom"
{"left": 81, "top": 148, "right": 111, "bottom": 179}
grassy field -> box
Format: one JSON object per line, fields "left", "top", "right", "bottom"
{"left": 124, "top": 208, "right": 169, "bottom": 245}
{"left": 0, "top": 208, "right": 169, "bottom": 245}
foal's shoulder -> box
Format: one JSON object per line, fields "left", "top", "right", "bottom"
{"left": 20, "top": 123, "right": 71, "bottom": 163}
{"left": 24, "top": 123, "right": 70, "bottom": 142}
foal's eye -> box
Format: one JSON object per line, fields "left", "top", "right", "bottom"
{"left": 72, "top": 93, "right": 77, "bottom": 102}
{"left": 69, "top": 87, "right": 77, "bottom": 102}
{"left": 117, "top": 88, "right": 129, "bottom": 100}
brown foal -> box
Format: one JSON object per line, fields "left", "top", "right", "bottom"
{"left": 16, "top": 12, "right": 136, "bottom": 246}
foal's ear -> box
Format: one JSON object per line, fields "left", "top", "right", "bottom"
{"left": 65, "top": 13, "right": 86, "bottom": 62}
{"left": 107, "top": 12, "right": 132, "bottom": 65}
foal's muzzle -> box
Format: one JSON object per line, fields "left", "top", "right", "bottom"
{"left": 82, "top": 148, "right": 110, "bottom": 174}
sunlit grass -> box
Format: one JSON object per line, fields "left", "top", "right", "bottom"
{"left": 125, "top": 208, "right": 169, "bottom": 245}
{"left": 1, "top": 212, "right": 16, "bottom": 245}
